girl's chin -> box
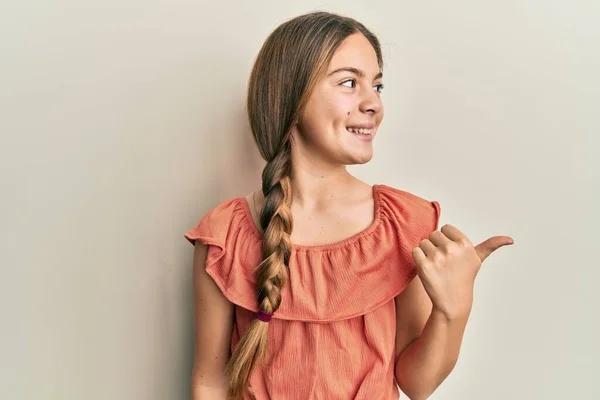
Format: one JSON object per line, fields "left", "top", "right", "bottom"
{"left": 344, "top": 149, "right": 374, "bottom": 165}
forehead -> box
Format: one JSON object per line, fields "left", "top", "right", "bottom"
{"left": 328, "top": 32, "right": 380, "bottom": 74}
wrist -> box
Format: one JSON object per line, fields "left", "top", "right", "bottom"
{"left": 432, "top": 302, "right": 472, "bottom": 322}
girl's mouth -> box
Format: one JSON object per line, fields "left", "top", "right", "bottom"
{"left": 346, "top": 126, "right": 374, "bottom": 141}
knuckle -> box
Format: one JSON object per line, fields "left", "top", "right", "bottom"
{"left": 432, "top": 252, "right": 445, "bottom": 264}
{"left": 447, "top": 242, "right": 460, "bottom": 253}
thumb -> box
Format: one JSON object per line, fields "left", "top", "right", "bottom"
{"left": 475, "top": 236, "right": 514, "bottom": 263}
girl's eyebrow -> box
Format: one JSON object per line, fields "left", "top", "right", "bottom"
{"left": 328, "top": 67, "right": 383, "bottom": 80}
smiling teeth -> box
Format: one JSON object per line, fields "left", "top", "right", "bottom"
{"left": 347, "top": 127, "right": 372, "bottom": 135}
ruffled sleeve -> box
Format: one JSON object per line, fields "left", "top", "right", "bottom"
{"left": 185, "top": 198, "right": 234, "bottom": 267}
{"left": 377, "top": 185, "right": 441, "bottom": 278}
{"left": 184, "top": 198, "right": 264, "bottom": 311}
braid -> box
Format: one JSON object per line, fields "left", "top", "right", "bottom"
{"left": 225, "top": 144, "right": 293, "bottom": 400}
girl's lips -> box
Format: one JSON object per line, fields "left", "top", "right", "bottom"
{"left": 346, "top": 123, "right": 375, "bottom": 129}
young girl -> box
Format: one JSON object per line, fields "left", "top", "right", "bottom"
{"left": 185, "top": 11, "right": 513, "bottom": 400}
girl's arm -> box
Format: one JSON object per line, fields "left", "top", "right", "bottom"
{"left": 191, "top": 243, "right": 234, "bottom": 400}
{"left": 393, "top": 275, "right": 469, "bottom": 400}
{"left": 394, "top": 221, "right": 512, "bottom": 399}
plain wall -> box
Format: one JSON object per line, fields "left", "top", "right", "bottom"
{"left": 1, "top": 1, "right": 598, "bottom": 399}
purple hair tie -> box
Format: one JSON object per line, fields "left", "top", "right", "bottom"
{"left": 257, "top": 311, "right": 273, "bottom": 323}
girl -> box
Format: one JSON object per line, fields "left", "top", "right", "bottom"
{"left": 185, "top": 11, "right": 513, "bottom": 400}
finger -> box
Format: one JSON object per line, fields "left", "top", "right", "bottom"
{"left": 412, "top": 246, "right": 427, "bottom": 267}
{"left": 428, "top": 230, "right": 452, "bottom": 247}
{"left": 475, "top": 236, "right": 514, "bottom": 262}
{"left": 440, "top": 224, "right": 471, "bottom": 245}
{"left": 418, "top": 239, "right": 438, "bottom": 258}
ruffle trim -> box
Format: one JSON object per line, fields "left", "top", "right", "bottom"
{"left": 184, "top": 185, "right": 440, "bottom": 322}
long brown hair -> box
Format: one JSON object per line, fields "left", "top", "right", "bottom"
{"left": 225, "top": 11, "right": 384, "bottom": 399}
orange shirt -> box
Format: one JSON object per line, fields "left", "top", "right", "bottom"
{"left": 185, "top": 184, "right": 440, "bottom": 399}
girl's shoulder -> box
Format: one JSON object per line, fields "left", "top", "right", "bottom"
{"left": 375, "top": 184, "right": 441, "bottom": 229}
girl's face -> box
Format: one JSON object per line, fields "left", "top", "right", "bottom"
{"left": 293, "top": 32, "right": 384, "bottom": 167}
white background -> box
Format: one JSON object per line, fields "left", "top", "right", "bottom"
{"left": 1, "top": 1, "right": 598, "bottom": 399}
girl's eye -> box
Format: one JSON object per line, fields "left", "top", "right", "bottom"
{"left": 341, "top": 79, "right": 385, "bottom": 93}
{"left": 341, "top": 79, "right": 356, "bottom": 88}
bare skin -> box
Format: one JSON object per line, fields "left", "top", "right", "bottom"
{"left": 191, "top": 243, "right": 234, "bottom": 399}
{"left": 245, "top": 177, "right": 375, "bottom": 246}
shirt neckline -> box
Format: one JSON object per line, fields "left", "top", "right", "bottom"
{"left": 237, "top": 184, "right": 384, "bottom": 252}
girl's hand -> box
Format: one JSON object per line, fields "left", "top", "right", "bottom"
{"left": 412, "top": 224, "right": 514, "bottom": 320}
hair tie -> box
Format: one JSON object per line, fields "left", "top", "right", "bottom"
{"left": 257, "top": 311, "right": 273, "bottom": 323}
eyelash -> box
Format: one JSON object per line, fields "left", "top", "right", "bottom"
{"left": 341, "top": 79, "right": 385, "bottom": 93}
